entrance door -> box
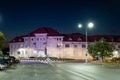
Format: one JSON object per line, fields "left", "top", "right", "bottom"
{"left": 38, "top": 51, "right": 46, "bottom": 57}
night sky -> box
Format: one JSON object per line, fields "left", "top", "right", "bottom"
{"left": 0, "top": 0, "right": 120, "bottom": 41}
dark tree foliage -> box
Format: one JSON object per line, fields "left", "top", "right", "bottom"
{"left": 0, "top": 32, "right": 5, "bottom": 56}
{"left": 88, "top": 38, "right": 115, "bottom": 61}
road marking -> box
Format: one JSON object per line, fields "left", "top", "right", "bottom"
{"left": 49, "top": 63, "right": 95, "bottom": 80}
{"left": 65, "top": 69, "right": 95, "bottom": 80}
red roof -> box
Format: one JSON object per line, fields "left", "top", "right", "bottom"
{"left": 30, "top": 27, "right": 62, "bottom": 36}
{"left": 10, "top": 36, "right": 24, "bottom": 43}
{"left": 88, "top": 35, "right": 120, "bottom": 42}
{"left": 10, "top": 27, "right": 62, "bottom": 43}
{"left": 10, "top": 27, "right": 120, "bottom": 43}
{"left": 63, "top": 33, "right": 86, "bottom": 42}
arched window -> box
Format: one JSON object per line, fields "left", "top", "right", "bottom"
{"left": 78, "top": 37, "right": 82, "bottom": 41}
{"left": 69, "top": 38, "right": 72, "bottom": 40}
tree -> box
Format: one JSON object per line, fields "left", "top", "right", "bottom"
{"left": 88, "top": 38, "right": 115, "bottom": 62}
{"left": 0, "top": 32, "right": 5, "bottom": 56}
{"left": 0, "top": 32, "right": 5, "bottom": 49}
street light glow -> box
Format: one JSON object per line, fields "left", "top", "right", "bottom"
{"left": 88, "top": 22, "right": 94, "bottom": 28}
{"left": 78, "top": 24, "right": 82, "bottom": 28}
{"left": 78, "top": 22, "right": 94, "bottom": 63}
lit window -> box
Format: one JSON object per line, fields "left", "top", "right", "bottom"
{"left": 57, "top": 43, "right": 61, "bottom": 48}
{"left": 65, "top": 51, "right": 70, "bottom": 56}
{"left": 33, "top": 50, "right": 37, "bottom": 54}
{"left": 74, "top": 50, "right": 78, "bottom": 56}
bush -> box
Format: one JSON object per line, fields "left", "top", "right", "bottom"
{"left": 111, "top": 57, "right": 120, "bottom": 62}
{"left": 24, "top": 57, "right": 74, "bottom": 61}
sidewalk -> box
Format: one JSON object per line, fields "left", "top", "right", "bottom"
{"left": 91, "top": 61, "right": 120, "bottom": 68}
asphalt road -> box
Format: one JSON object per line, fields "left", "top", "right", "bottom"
{"left": 0, "top": 63, "right": 120, "bottom": 80}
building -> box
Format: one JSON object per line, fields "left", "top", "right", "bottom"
{"left": 9, "top": 27, "right": 120, "bottom": 59}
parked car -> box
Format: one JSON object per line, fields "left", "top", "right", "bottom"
{"left": 9, "top": 56, "right": 20, "bottom": 64}
{"left": 1, "top": 63, "right": 8, "bottom": 69}
{"left": 0, "top": 63, "right": 6, "bottom": 70}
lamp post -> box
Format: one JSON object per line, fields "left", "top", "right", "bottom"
{"left": 78, "top": 22, "right": 94, "bottom": 63}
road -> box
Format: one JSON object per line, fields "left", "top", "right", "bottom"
{"left": 0, "top": 63, "right": 120, "bottom": 80}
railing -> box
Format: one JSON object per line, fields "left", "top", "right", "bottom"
{"left": 20, "top": 60, "right": 65, "bottom": 63}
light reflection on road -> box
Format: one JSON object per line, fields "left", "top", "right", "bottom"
{"left": 0, "top": 63, "right": 120, "bottom": 80}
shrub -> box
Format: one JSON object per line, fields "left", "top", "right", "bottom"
{"left": 111, "top": 57, "right": 120, "bottom": 62}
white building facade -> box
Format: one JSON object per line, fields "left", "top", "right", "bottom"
{"left": 9, "top": 27, "right": 120, "bottom": 59}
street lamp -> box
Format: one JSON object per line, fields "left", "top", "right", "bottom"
{"left": 78, "top": 22, "right": 94, "bottom": 63}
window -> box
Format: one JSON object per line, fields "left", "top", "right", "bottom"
{"left": 13, "top": 45, "right": 14, "bottom": 48}
{"left": 33, "top": 50, "right": 37, "bottom": 54}
{"left": 49, "top": 43, "right": 53, "bottom": 47}
{"left": 25, "top": 38, "right": 28, "bottom": 41}
{"left": 31, "top": 38, "right": 34, "bottom": 41}
{"left": 49, "top": 51, "right": 52, "bottom": 56}
{"left": 118, "top": 45, "right": 120, "bottom": 48}
{"left": 19, "top": 39, "right": 21, "bottom": 41}
{"left": 57, "top": 38, "right": 61, "bottom": 41}
{"left": 69, "top": 38, "right": 72, "bottom": 40}
{"left": 57, "top": 44, "right": 61, "bottom": 48}
{"left": 36, "top": 44, "right": 39, "bottom": 48}
{"left": 48, "top": 38, "right": 52, "bottom": 40}
{"left": 37, "top": 38, "right": 39, "bottom": 41}
{"left": 25, "top": 44, "right": 28, "bottom": 48}
{"left": 65, "top": 44, "right": 70, "bottom": 47}
{"left": 59, "top": 38, "right": 61, "bottom": 41}
{"left": 82, "top": 44, "right": 86, "bottom": 48}
{"left": 20, "top": 44, "right": 24, "bottom": 48}
{"left": 40, "top": 38, "right": 42, "bottom": 41}
{"left": 43, "top": 38, "right": 45, "bottom": 40}
{"left": 32, "top": 43, "right": 36, "bottom": 47}
{"left": 74, "top": 50, "right": 78, "bottom": 56}
{"left": 18, "top": 44, "right": 20, "bottom": 48}
{"left": 10, "top": 45, "right": 12, "bottom": 49}
{"left": 78, "top": 37, "right": 82, "bottom": 41}
{"left": 65, "top": 51, "right": 70, "bottom": 56}
{"left": 17, "top": 51, "right": 20, "bottom": 54}
{"left": 40, "top": 43, "right": 43, "bottom": 48}
{"left": 74, "top": 45, "right": 77, "bottom": 48}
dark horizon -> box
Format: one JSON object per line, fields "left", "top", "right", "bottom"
{"left": 0, "top": 0, "right": 120, "bottom": 41}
